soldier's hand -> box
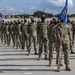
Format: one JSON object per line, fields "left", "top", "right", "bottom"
{"left": 59, "top": 37, "right": 63, "bottom": 41}
{"left": 12, "top": 32, "right": 13, "bottom": 34}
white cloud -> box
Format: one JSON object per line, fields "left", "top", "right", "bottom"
{"left": 9, "top": 7, "right": 15, "bottom": 11}
{"left": 29, "top": 7, "right": 36, "bottom": 10}
{"left": 45, "top": 0, "right": 73, "bottom": 7}
{"left": 38, "top": 0, "right": 74, "bottom": 14}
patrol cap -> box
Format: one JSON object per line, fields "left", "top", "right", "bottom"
{"left": 42, "top": 14, "right": 45, "bottom": 17}
{"left": 41, "top": 15, "right": 45, "bottom": 18}
{"left": 60, "top": 19, "right": 64, "bottom": 23}
{"left": 2, "top": 20, "right": 4, "bottom": 22}
{"left": 24, "top": 18, "right": 27, "bottom": 23}
{"left": 67, "top": 18, "right": 70, "bottom": 23}
{"left": 30, "top": 16, "right": 34, "bottom": 20}
{"left": 41, "top": 14, "right": 45, "bottom": 21}
{"left": 52, "top": 17, "right": 56, "bottom": 21}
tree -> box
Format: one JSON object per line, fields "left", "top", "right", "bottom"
{"left": 33, "top": 11, "right": 53, "bottom": 18}
{"left": 0, "top": 13, "right": 2, "bottom": 17}
{"left": 33, "top": 11, "right": 45, "bottom": 17}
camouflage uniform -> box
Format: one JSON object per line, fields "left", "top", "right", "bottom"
{"left": 0, "top": 21, "right": 4, "bottom": 43}
{"left": 38, "top": 20, "right": 48, "bottom": 60}
{"left": 67, "top": 22, "right": 75, "bottom": 53}
{"left": 12, "top": 22, "right": 19, "bottom": 48}
{"left": 16, "top": 21, "right": 22, "bottom": 49}
{"left": 71, "top": 21, "right": 75, "bottom": 44}
{"left": 21, "top": 20, "right": 30, "bottom": 53}
{"left": 48, "top": 23, "right": 57, "bottom": 66}
{"left": 56, "top": 22, "right": 71, "bottom": 71}
{"left": 28, "top": 18, "right": 38, "bottom": 55}
{"left": 6, "top": 22, "right": 11, "bottom": 46}
{"left": 37, "top": 20, "right": 41, "bottom": 48}
{"left": 9, "top": 21, "right": 13, "bottom": 45}
{"left": 2, "top": 22, "right": 6, "bottom": 44}
{"left": 10, "top": 22, "right": 15, "bottom": 47}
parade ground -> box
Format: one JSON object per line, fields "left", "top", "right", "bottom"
{"left": 0, "top": 40, "right": 75, "bottom": 75}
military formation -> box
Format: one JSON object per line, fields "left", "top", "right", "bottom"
{"left": 0, "top": 15, "right": 75, "bottom": 72}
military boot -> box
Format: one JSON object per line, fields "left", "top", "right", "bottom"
{"left": 34, "top": 46, "right": 38, "bottom": 55}
{"left": 16, "top": 45, "right": 18, "bottom": 49}
{"left": 65, "top": 64, "right": 71, "bottom": 71}
{"left": 56, "top": 61, "right": 63, "bottom": 66}
{"left": 49, "top": 60, "right": 52, "bottom": 67}
{"left": 28, "top": 51, "right": 30, "bottom": 56}
{"left": 35, "top": 51, "right": 38, "bottom": 55}
{"left": 70, "top": 51, "right": 75, "bottom": 54}
{"left": 45, "top": 55, "right": 48, "bottom": 60}
{"left": 38, "top": 55, "right": 41, "bottom": 60}
{"left": 21, "top": 49, "right": 24, "bottom": 52}
{"left": 59, "top": 63, "right": 63, "bottom": 66}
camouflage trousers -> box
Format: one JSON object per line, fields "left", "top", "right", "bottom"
{"left": 11, "top": 34, "right": 15, "bottom": 47}
{"left": 39, "top": 38, "right": 48, "bottom": 56}
{"left": 72, "top": 32, "right": 75, "bottom": 44}
{"left": 49, "top": 41, "right": 55, "bottom": 61}
{"left": 16, "top": 35, "right": 21, "bottom": 49}
{"left": 1, "top": 33, "right": 6, "bottom": 44}
{"left": 70, "top": 40, "right": 73, "bottom": 52}
{"left": 1, "top": 32, "right": 3, "bottom": 43}
{"left": 6, "top": 33, "right": 11, "bottom": 46}
{"left": 12, "top": 34, "right": 20, "bottom": 48}
{"left": 21, "top": 34, "right": 30, "bottom": 51}
{"left": 56, "top": 41, "right": 70, "bottom": 65}
{"left": 29, "top": 35, "right": 38, "bottom": 54}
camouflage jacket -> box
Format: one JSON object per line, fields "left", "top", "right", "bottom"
{"left": 28, "top": 22, "right": 37, "bottom": 37}
{"left": 48, "top": 24, "right": 57, "bottom": 42}
{"left": 21, "top": 23, "right": 29, "bottom": 36}
{"left": 38, "top": 21, "right": 48, "bottom": 39}
{"left": 56, "top": 24, "right": 70, "bottom": 44}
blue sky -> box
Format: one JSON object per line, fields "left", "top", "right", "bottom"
{"left": 0, "top": 0, "right": 75, "bottom": 15}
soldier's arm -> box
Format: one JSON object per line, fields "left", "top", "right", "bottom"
{"left": 56, "top": 26, "right": 61, "bottom": 41}
{"left": 37, "top": 22, "right": 40, "bottom": 35}
{"left": 20, "top": 24, "right": 23, "bottom": 32}
{"left": 47, "top": 25, "right": 51, "bottom": 39}
{"left": 27, "top": 23, "right": 30, "bottom": 34}
{"left": 67, "top": 27, "right": 72, "bottom": 41}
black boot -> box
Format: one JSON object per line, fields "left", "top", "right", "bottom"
{"left": 65, "top": 64, "right": 71, "bottom": 71}
{"left": 28, "top": 51, "right": 30, "bottom": 56}
{"left": 35, "top": 51, "right": 38, "bottom": 55}
{"left": 70, "top": 51, "right": 75, "bottom": 54}
{"left": 38, "top": 55, "right": 41, "bottom": 60}
{"left": 49, "top": 60, "right": 52, "bottom": 67}
{"left": 45, "top": 55, "right": 48, "bottom": 60}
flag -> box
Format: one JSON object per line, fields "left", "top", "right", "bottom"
{"left": 59, "top": 0, "right": 68, "bottom": 26}
{"left": 0, "top": 17, "right": 2, "bottom": 22}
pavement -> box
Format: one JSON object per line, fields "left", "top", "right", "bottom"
{"left": 0, "top": 41, "right": 75, "bottom": 75}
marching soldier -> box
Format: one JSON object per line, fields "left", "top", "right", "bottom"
{"left": 12, "top": 21, "right": 18, "bottom": 48}
{"left": 71, "top": 21, "right": 75, "bottom": 43}
{"left": 6, "top": 21, "right": 11, "bottom": 46}
{"left": 67, "top": 19, "right": 75, "bottom": 54}
{"left": 21, "top": 19, "right": 30, "bottom": 55}
{"left": 38, "top": 15, "right": 48, "bottom": 60}
{"left": 2, "top": 21, "right": 6, "bottom": 45}
{"left": 10, "top": 21, "right": 15, "bottom": 47}
{"left": 16, "top": 20, "right": 22, "bottom": 49}
{"left": 28, "top": 17, "right": 38, "bottom": 55}
{"left": 0, "top": 20, "right": 5, "bottom": 44}
{"left": 56, "top": 19, "right": 71, "bottom": 71}
{"left": 48, "top": 19, "right": 57, "bottom": 66}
